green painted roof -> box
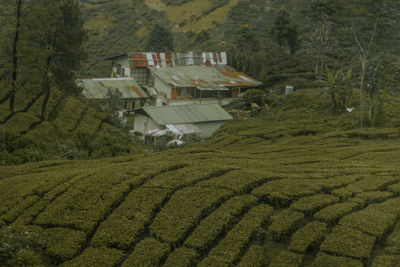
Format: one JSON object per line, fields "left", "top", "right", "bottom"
{"left": 143, "top": 104, "right": 233, "bottom": 125}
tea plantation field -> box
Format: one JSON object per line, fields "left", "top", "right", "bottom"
{"left": 1, "top": 105, "right": 400, "bottom": 266}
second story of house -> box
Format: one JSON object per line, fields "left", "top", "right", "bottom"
{"left": 105, "top": 52, "right": 262, "bottom": 106}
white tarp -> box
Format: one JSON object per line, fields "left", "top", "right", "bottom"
{"left": 166, "top": 124, "right": 201, "bottom": 135}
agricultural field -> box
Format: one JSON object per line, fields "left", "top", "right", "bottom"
{"left": 1, "top": 92, "right": 400, "bottom": 266}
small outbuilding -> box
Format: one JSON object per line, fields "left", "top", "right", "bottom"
{"left": 78, "top": 78, "right": 149, "bottom": 110}
{"left": 134, "top": 103, "right": 233, "bottom": 139}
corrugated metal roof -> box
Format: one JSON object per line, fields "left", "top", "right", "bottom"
{"left": 148, "top": 65, "right": 261, "bottom": 89}
{"left": 106, "top": 52, "right": 227, "bottom": 67}
{"left": 142, "top": 104, "right": 233, "bottom": 125}
{"left": 78, "top": 78, "right": 148, "bottom": 99}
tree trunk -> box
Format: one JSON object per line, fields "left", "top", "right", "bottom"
{"left": 40, "top": 83, "right": 50, "bottom": 121}
{"left": 369, "top": 92, "right": 373, "bottom": 120}
{"left": 9, "top": 0, "right": 23, "bottom": 113}
{"left": 360, "top": 56, "right": 366, "bottom": 128}
{"left": 331, "top": 91, "right": 337, "bottom": 113}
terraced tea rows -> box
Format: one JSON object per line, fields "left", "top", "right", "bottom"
{"left": 1, "top": 112, "right": 400, "bottom": 266}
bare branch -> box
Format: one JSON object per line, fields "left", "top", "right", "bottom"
{"left": 352, "top": 23, "right": 366, "bottom": 57}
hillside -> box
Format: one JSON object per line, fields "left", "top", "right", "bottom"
{"left": 78, "top": 0, "right": 310, "bottom": 77}
{"left": 2, "top": 90, "right": 400, "bottom": 266}
{"left": 0, "top": 88, "right": 142, "bottom": 165}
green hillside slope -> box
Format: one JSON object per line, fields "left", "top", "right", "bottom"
{"left": 78, "top": 0, "right": 310, "bottom": 77}
{"left": 0, "top": 88, "right": 142, "bottom": 165}
{"left": 1, "top": 90, "right": 400, "bottom": 266}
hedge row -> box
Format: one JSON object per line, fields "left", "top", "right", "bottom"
{"left": 34, "top": 168, "right": 133, "bottom": 232}
{"left": 320, "top": 226, "right": 376, "bottom": 260}
{"left": 269, "top": 250, "right": 303, "bottom": 267}
{"left": 163, "top": 247, "right": 198, "bottom": 267}
{"left": 314, "top": 202, "right": 359, "bottom": 223}
{"left": 354, "top": 191, "right": 393, "bottom": 203}
{"left": 387, "top": 182, "right": 400, "bottom": 194}
{"left": 385, "top": 222, "right": 400, "bottom": 254}
{"left": 268, "top": 209, "right": 304, "bottom": 240}
{"left": 1, "top": 196, "right": 40, "bottom": 224}
{"left": 121, "top": 238, "right": 170, "bottom": 267}
{"left": 339, "top": 209, "right": 396, "bottom": 238}
{"left": 332, "top": 176, "right": 400, "bottom": 199}
{"left": 150, "top": 187, "right": 232, "bottom": 245}
{"left": 92, "top": 187, "right": 172, "bottom": 249}
{"left": 290, "top": 194, "right": 339, "bottom": 215}
{"left": 199, "top": 204, "right": 273, "bottom": 266}
{"left": 0, "top": 168, "right": 81, "bottom": 218}
{"left": 289, "top": 221, "right": 327, "bottom": 253}
{"left": 311, "top": 253, "right": 363, "bottom": 267}
{"left": 184, "top": 194, "right": 258, "bottom": 250}
{"left": 196, "top": 169, "right": 274, "bottom": 193}
{"left": 43, "top": 227, "right": 86, "bottom": 263}
{"left": 252, "top": 177, "right": 357, "bottom": 208}
{"left": 237, "top": 245, "right": 265, "bottom": 267}
{"left": 372, "top": 254, "right": 400, "bottom": 267}
{"left": 61, "top": 247, "right": 124, "bottom": 267}
{"left": 143, "top": 164, "right": 223, "bottom": 190}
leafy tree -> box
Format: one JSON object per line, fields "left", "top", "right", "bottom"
{"left": 270, "top": 9, "right": 300, "bottom": 55}
{"left": 30, "top": 0, "right": 87, "bottom": 121}
{"left": 324, "top": 68, "right": 352, "bottom": 112}
{"left": 332, "top": 0, "right": 400, "bottom": 127}
{"left": 104, "top": 88, "right": 123, "bottom": 113}
{"left": 233, "top": 24, "right": 260, "bottom": 52}
{"left": 145, "top": 24, "right": 174, "bottom": 52}
{"left": 0, "top": 0, "right": 27, "bottom": 111}
{"left": 303, "top": 0, "right": 337, "bottom": 73}
{"left": 193, "top": 29, "right": 211, "bottom": 50}
{"left": 243, "top": 89, "right": 265, "bottom": 108}
{"left": 0, "top": 0, "right": 86, "bottom": 123}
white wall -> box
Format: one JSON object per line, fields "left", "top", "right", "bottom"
{"left": 195, "top": 121, "right": 226, "bottom": 139}
{"left": 134, "top": 114, "right": 161, "bottom": 134}
{"left": 154, "top": 76, "right": 171, "bottom": 98}
{"left": 112, "top": 57, "right": 131, "bottom": 78}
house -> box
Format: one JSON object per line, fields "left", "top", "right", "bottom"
{"left": 78, "top": 78, "right": 149, "bottom": 110}
{"left": 106, "top": 52, "right": 262, "bottom": 106}
{"left": 134, "top": 103, "right": 233, "bottom": 139}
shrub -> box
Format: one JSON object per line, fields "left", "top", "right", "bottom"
{"left": 339, "top": 210, "right": 397, "bottom": 238}
{"left": 43, "top": 228, "right": 86, "bottom": 263}
{"left": 269, "top": 250, "right": 303, "bottom": 267}
{"left": 61, "top": 248, "right": 123, "bottom": 267}
{"left": 290, "top": 194, "right": 339, "bottom": 215}
{"left": 0, "top": 227, "right": 44, "bottom": 267}
{"left": 320, "top": 226, "right": 375, "bottom": 260}
{"left": 289, "top": 221, "right": 327, "bottom": 253}
{"left": 121, "top": 238, "right": 170, "bottom": 267}
{"left": 354, "top": 191, "right": 393, "bottom": 204}
{"left": 314, "top": 202, "right": 359, "bottom": 223}
{"left": 268, "top": 209, "right": 304, "bottom": 241}
{"left": 150, "top": 187, "right": 232, "bottom": 245}
{"left": 163, "top": 247, "right": 198, "bottom": 267}
{"left": 184, "top": 194, "right": 257, "bottom": 251}
{"left": 237, "top": 245, "right": 265, "bottom": 267}
{"left": 201, "top": 204, "right": 273, "bottom": 265}
{"left": 372, "top": 255, "right": 400, "bottom": 267}
{"left": 385, "top": 222, "right": 400, "bottom": 254}
{"left": 311, "top": 253, "right": 363, "bottom": 267}
{"left": 92, "top": 187, "right": 171, "bottom": 249}
{"left": 243, "top": 89, "right": 266, "bottom": 108}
